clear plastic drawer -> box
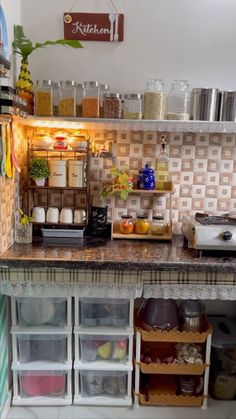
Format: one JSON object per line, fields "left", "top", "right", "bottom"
{"left": 79, "top": 334, "right": 129, "bottom": 363}
{"left": 80, "top": 370, "right": 128, "bottom": 398}
{"left": 79, "top": 298, "right": 130, "bottom": 328}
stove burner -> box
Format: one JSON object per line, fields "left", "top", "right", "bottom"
{"left": 195, "top": 212, "right": 236, "bottom": 226}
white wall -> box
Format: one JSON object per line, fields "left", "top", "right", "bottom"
{"left": 1, "top": 0, "right": 21, "bottom": 59}
{"left": 20, "top": 0, "right": 236, "bottom": 93}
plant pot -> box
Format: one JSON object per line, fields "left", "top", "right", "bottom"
{"left": 15, "top": 223, "right": 32, "bottom": 244}
{"left": 35, "top": 178, "right": 46, "bottom": 186}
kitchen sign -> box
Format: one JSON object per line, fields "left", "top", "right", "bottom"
{"left": 64, "top": 12, "right": 124, "bottom": 42}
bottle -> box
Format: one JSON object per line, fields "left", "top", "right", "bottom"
{"left": 143, "top": 79, "right": 166, "bottom": 120}
{"left": 156, "top": 136, "right": 169, "bottom": 189}
{"left": 166, "top": 79, "right": 191, "bottom": 120}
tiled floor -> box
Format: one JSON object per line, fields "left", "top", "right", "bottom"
{"left": 6, "top": 399, "right": 236, "bottom": 419}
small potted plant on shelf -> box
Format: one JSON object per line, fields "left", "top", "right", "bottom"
{"left": 100, "top": 166, "right": 133, "bottom": 201}
{"left": 29, "top": 157, "right": 49, "bottom": 186}
{"left": 15, "top": 208, "right": 34, "bottom": 244}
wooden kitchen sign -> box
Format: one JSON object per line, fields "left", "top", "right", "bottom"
{"left": 64, "top": 12, "right": 124, "bottom": 42}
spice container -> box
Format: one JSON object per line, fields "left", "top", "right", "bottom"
{"left": 123, "top": 94, "right": 142, "bottom": 119}
{"left": 53, "top": 82, "right": 60, "bottom": 116}
{"left": 68, "top": 160, "right": 84, "bottom": 187}
{"left": 82, "top": 81, "right": 100, "bottom": 118}
{"left": 179, "top": 300, "right": 205, "bottom": 332}
{"left": 134, "top": 215, "right": 150, "bottom": 235}
{"left": 143, "top": 79, "right": 166, "bottom": 120}
{"left": 99, "top": 83, "right": 110, "bottom": 117}
{"left": 167, "top": 80, "right": 191, "bottom": 120}
{"left": 119, "top": 215, "right": 134, "bottom": 234}
{"left": 191, "top": 88, "right": 219, "bottom": 121}
{"left": 76, "top": 82, "right": 84, "bottom": 117}
{"left": 48, "top": 160, "right": 67, "bottom": 187}
{"left": 35, "top": 80, "right": 53, "bottom": 116}
{"left": 103, "top": 93, "right": 122, "bottom": 119}
{"left": 150, "top": 216, "right": 167, "bottom": 235}
{"left": 58, "top": 80, "right": 76, "bottom": 117}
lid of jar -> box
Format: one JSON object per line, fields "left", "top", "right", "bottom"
{"left": 152, "top": 216, "right": 164, "bottom": 220}
{"left": 83, "top": 81, "right": 100, "bottom": 88}
{"left": 192, "top": 87, "right": 219, "bottom": 94}
{"left": 121, "top": 215, "right": 133, "bottom": 219}
{"left": 179, "top": 299, "right": 205, "bottom": 318}
{"left": 77, "top": 82, "right": 84, "bottom": 88}
{"left": 124, "top": 93, "right": 142, "bottom": 99}
{"left": 100, "top": 83, "right": 110, "bottom": 90}
{"left": 137, "top": 215, "right": 148, "bottom": 219}
{"left": 104, "top": 92, "right": 123, "bottom": 99}
{"left": 36, "top": 80, "right": 53, "bottom": 86}
{"left": 59, "top": 80, "right": 77, "bottom": 87}
{"left": 53, "top": 82, "right": 60, "bottom": 88}
{"left": 146, "top": 79, "right": 164, "bottom": 91}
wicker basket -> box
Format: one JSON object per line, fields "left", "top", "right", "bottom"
{"left": 139, "top": 392, "right": 204, "bottom": 407}
{"left": 139, "top": 361, "right": 206, "bottom": 375}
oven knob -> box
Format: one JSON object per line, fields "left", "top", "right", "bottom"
{"left": 220, "top": 231, "right": 232, "bottom": 241}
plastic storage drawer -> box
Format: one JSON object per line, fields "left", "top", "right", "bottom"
{"left": 13, "top": 297, "right": 71, "bottom": 327}
{"left": 79, "top": 298, "right": 130, "bottom": 327}
{"left": 13, "top": 333, "right": 69, "bottom": 363}
{"left": 79, "top": 334, "right": 129, "bottom": 363}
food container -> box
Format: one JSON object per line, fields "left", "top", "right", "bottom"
{"left": 191, "top": 88, "right": 219, "bottom": 121}
{"left": 80, "top": 298, "right": 130, "bottom": 328}
{"left": 167, "top": 80, "right": 191, "bottom": 120}
{"left": 32, "top": 132, "right": 52, "bottom": 150}
{"left": 143, "top": 79, "right": 166, "bottom": 120}
{"left": 48, "top": 160, "right": 67, "bottom": 187}
{"left": 134, "top": 215, "right": 150, "bottom": 235}
{"left": 103, "top": 93, "right": 122, "bottom": 119}
{"left": 78, "top": 334, "right": 128, "bottom": 362}
{"left": 79, "top": 370, "right": 128, "bottom": 398}
{"left": 76, "top": 82, "right": 84, "bottom": 117}
{"left": 82, "top": 81, "right": 100, "bottom": 118}
{"left": 179, "top": 300, "right": 205, "bottom": 332}
{"left": 119, "top": 215, "right": 134, "bottom": 234}
{"left": 68, "top": 160, "right": 84, "bottom": 188}
{"left": 35, "top": 80, "right": 53, "bottom": 116}
{"left": 123, "top": 93, "right": 142, "bottom": 119}
{"left": 53, "top": 81, "right": 60, "bottom": 116}
{"left": 99, "top": 83, "right": 110, "bottom": 117}
{"left": 16, "top": 297, "right": 68, "bottom": 327}
{"left": 68, "top": 135, "right": 87, "bottom": 150}
{"left": 53, "top": 133, "right": 68, "bottom": 150}
{"left": 219, "top": 90, "right": 236, "bottom": 121}
{"left": 58, "top": 80, "right": 76, "bottom": 117}
{"left": 150, "top": 216, "right": 167, "bottom": 235}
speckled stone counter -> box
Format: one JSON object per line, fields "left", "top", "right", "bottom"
{"left": 0, "top": 236, "right": 236, "bottom": 299}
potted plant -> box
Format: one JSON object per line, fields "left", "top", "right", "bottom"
{"left": 15, "top": 208, "right": 34, "bottom": 244}
{"left": 29, "top": 157, "right": 49, "bottom": 186}
{"left": 100, "top": 166, "right": 133, "bottom": 200}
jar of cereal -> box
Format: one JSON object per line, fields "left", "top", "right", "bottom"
{"left": 35, "top": 80, "right": 53, "bottom": 116}
{"left": 82, "top": 81, "right": 100, "bottom": 118}
{"left": 59, "top": 80, "right": 76, "bottom": 117}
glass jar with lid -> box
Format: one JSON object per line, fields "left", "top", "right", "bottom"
{"left": 76, "top": 82, "right": 84, "bottom": 117}
{"left": 99, "top": 83, "right": 110, "bottom": 117}
{"left": 123, "top": 94, "right": 142, "bottom": 119}
{"left": 143, "top": 79, "right": 166, "bottom": 120}
{"left": 119, "top": 215, "right": 134, "bottom": 234}
{"left": 150, "top": 215, "right": 167, "bottom": 236}
{"left": 166, "top": 80, "right": 191, "bottom": 120}
{"left": 58, "top": 80, "right": 76, "bottom": 117}
{"left": 82, "top": 81, "right": 100, "bottom": 118}
{"left": 53, "top": 82, "right": 60, "bottom": 116}
{"left": 134, "top": 215, "right": 150, "bottom": 235}
{"left": 35, "top": 80, "right": 53, "bottom": 116}
{"left": 103, "top": 93, "right": 123, "bottom": 119}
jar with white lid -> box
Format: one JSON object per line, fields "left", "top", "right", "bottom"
{"left": 68, "top": 160, "right": 85, "bottom": 187}
{"left": 150, "top": 215, "right": 167, "bottom": 235}
{"left": 103, "top": 93, "right": 122, "bottom": 119}
{"left": 166, "top": 80, "right": 191, "bottom": 120}
{"left": 48, "top": 160, "right": 67, "bottom": 187}
{"left": 76, "top": 82, "right": 84, "bottom": 117}
{"left": 35, "top": 80, "right": 53, "bottom": 116}
{"left": 82, "top": 81, "right": 100, "bottom": 118}
{"left": 99, "top": 83, "right": 110, "bottom": 117}
{"left": 59, "top": 80, "right": 76, "bottom": 117}
{"left": 123, "top": 94, "right": 142, "bottom": 119}
{"left": 143, "top": 79, "right": 166, "bottom": 120}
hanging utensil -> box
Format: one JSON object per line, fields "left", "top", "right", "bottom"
{"left": 0, "top": 125, "right": 6, "bottom": 177}
{"left": 5, "top": 123, "right": 12, "bottom": 178}
{"left": 10, "top": 123, "right": 21, "bottom": 173}
{"left": 114, "top": 13, "right": 119, "bottom": 42}
{"left": 108, "top": 12, "right": 115, "bottom": 41}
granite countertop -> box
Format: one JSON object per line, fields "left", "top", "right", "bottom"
{"left": 0, "top": 235, "right": 236, "bottom": 273}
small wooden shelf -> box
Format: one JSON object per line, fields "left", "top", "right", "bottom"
{"left": 138, "top": 360, "right": 206, "bottom": 375}
{"left": 112, "top": 223, "right": 172, "bottom": 241}
{"left": 29, "top": 186, "right": 87, "bottom": 191}
{"left": 139, "top": 392, "right": 204, "bottom": 407}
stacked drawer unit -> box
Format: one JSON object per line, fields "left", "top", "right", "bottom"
{"left": 74, "top": 297, "right": 134, "bottom": 406}
{"left": 0, "top": 295, "right": 10, "bottom": 418}
{"left": 11, "top": 297, "right": 73, "bottom": 406}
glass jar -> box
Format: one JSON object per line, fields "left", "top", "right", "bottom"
{"left": 143, "top": 79, "right": 166, "bottom": 120}
{"left": 15, "top": 223, "right": 32, "bottom": 244}
{"left": 35, "top": 80, "right": 53, "bottom": 116}
{"left": 76, "top": 82, "right": 84, "bottom": 117}
{"left": 53, "top": 82, "right": 60, "bottom": 116}
{"left": 150, "top": 216, "right": 167, "bottom": 235}
{"left": 99, "top": 83, "right": 110, "bottom": 117}
{"left": 82, "top": 81, "right": 100, "bottom": 118}
{"left": 166, "top": 80, "right": 191, "bottom": 120}
{"left": 103, "top": 93, "right": 122, "bottom": 119}
{"left": 134, "top": 215, "right": 150, "bottom": 235}
{"left": 123, "top": 94, "right": 142, "bottom": 119}
{"left": 119, "top": 215, "right": 134, "bottom": 234}
{"left": 58, "top": 80, "right": 76, "bottom": 117}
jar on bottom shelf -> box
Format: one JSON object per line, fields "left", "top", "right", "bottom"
{"left": 119, "top": 215, "right": 134, "bottom": 234}
{"left": 150, "top": 216, "right": 167, "bottom": 236}
{"left": 134, "top": 215, "right": 150, "bottom": 235}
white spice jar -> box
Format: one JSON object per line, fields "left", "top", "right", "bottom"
{"left": 48, "top": 160, "right": 67, "bottom": 187}
{"left": 68, "top": 160, "right": 84, "bottom": 187}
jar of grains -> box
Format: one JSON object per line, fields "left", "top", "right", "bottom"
{"left": 99, "top": 83, "right": 110, "bottom": 117}
{"left": 143, "top": 79, "right": 166, "bottom": 120}
{"left": 76, "top": 82, "right": 84, "bottom": 117}
{"left": 58, "top": 80, "right": 76, "bottom": 117}
{"left": 35, "top": 80, "right": 53, "bottom": 116}
{"left": 123, "top": 93, "right": 142, "bottom": 119}
{"left": 82, "top": 81, "right": 100, "bottom": 118}
{"left": 167, "top": 80, "right": 191, "bottom": 120}
{"left": 103, "top": 93, "right": 123, "bottom": 119}
{"left": 53, "top": 82, "right": 60, "bottom": 116}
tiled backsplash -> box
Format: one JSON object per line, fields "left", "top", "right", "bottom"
{"left": 90, "top": 130, "right": 236, "bottom": 234}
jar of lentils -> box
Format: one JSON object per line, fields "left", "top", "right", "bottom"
{"left": 82, "top": 81, "right": 100, "bottom": 118}
{"left": 76, "top": 82, "right": 84, "bottom": 117}
{"left": 59, "top": 80, "right": 76, "bottom": 117}
{"left": 35, "top": 80, "right": 53, "bottom": 116}
{"left": 103, "top": 93, "right": 122, "bottom": 119}
{"left": 123, "top": 93, "right": 142, "bottom": 119}
{"left": 99, "top": 83, "right": 110, "bottom": 117}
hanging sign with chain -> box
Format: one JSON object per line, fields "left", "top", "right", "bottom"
{"left": 64, "top": 12, "right": 124, "bottom": 42}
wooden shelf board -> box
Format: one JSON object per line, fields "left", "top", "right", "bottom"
{"left": 112, "top": 233, "right": 172, "bottom": 240}
{"left": 29, "top": 186, "right": 87, "bottom": 191}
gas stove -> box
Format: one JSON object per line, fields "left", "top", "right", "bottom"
{"left": 182, "top": 213, "right": 236, "bottom": 251}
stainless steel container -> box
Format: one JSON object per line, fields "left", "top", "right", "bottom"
{"left": 191, "top": 88, "right": 219, "bottom": 121}
{"left": 179, "top": 299, "right": 205, "bottom": 332}
{"left": 219, "top": 90, "right": 236, "bottom": 121}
